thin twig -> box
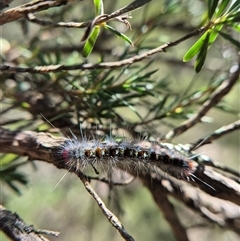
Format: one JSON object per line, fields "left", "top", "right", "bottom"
{"left": 0, "top": 0, "right": 151, "bottom": 26}
{"left": 25, "top": 0, "right": 152, "bottom": 29}
{"left": 190, "top": 119, "right": 240, "bottom": 151}
{"left": 0, "top": 0, "right": 75, "bottom": 25}
{"left": 196, "top": 158, "right": 240, "bottom": 179}
{"left": 26, "top": 12, "right": 89, "bottom": 28}
{"left": 84, "top": 174, "right": 135, "bottom": 186}
{"left": 163, "top": 59, "right": 240, "bottom": 140}
{"left": 77, "top": 172, "right": 135, "bottom": 241}
{"left": 106, "top": 0, "right": 152, "bottom": 20}
{"left": 0, "top": 26, "right": 207, "bottom": 74}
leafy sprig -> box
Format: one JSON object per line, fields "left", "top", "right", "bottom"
{"left": 82, "top": 0, "right": 133, "bottom": 57}
{"left": 183, "top": 0, "right": 240, "bottom": 72}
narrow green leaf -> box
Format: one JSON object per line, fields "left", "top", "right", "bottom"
{"left": 231, "top": 15, "right": 240, "bottom": 23}
{"left": 184, "top": 24, "right": 223, "bottom": 64}
{"left": 150, "top": 95, "right": 169, "bottom": 114}
{"left": 208, "top": 0, "right": 219, "bottom": 19}
{"left": 209, "top": 24, "right": 223, "bottom": 43}
{"left": 183, "top": 31, "right": 209, "bottom": 62}
{"left": 217, "top": 31, "right": 240, "bottom": 49}
{"left": 6, "top": 181, "right": 22, "bottom": 195}
{"left": 216, "top": 0, "right": 229, "bottom": 17}
{"left": 232, "top": 23, "right": 240, "bottom": 32}
{"left": 227, "top": 1, "right": 240, "bottom": 14}
{"left": 195, "top": 32, "right": 210, "bottom": 73}
{"left": 226, "top": 11, "right": 240, "bottom": 23}
{"left": 94, "top": 0, "right": 104, "bottom": 15}
{"left": 207, "top": 0, "right": 212, "bottom": 18}
{"left": 82, "top": 26, "right": 100, "bottom": 58}
{"left": 104, "top": 25, "right": 133, "bottom": 46}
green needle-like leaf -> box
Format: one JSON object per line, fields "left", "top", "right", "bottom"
{"left": 232, "top": 23, "right": 240, "bottom": 32}
{"left": 227, "top": 11, "right": 240, "bottom": 23}
{"left": 227, "top": 1, "right": 240, "bottom": 14}
{"left": 208, "top": 0, "right": 219, "bottom": 19}
{"left": 216, "top": 0, "right": 229, "bottom": 17}
{"left": 104, "top": 24, "right": 134, "bottom": 46}
{"left": 82, "top": 26, "right": 100, "bottom": 58}
{"left": 217, "top": 31, "right": 240, "bottom": 49}
{"left": 94, "top": 0, "right": 104, "bottom": 15}
{"left": 209, "top": 24, "right": 223, "bottom": 43}
{"left": 183, "top": 23, "right": 223, "bottom": 64}
{"left": 195, "top": 31, "right": 210, "bottom": 73}
{"left": 183, "top": 31, "right": 209, "bottom": 62}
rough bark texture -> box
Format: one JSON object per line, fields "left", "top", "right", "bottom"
{"left": 1, "top": 127, "right": 239, "bottom": 240}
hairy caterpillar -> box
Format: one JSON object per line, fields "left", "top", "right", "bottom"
{"left": 55, "top": 133, "right": 214, "bottom": 190}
